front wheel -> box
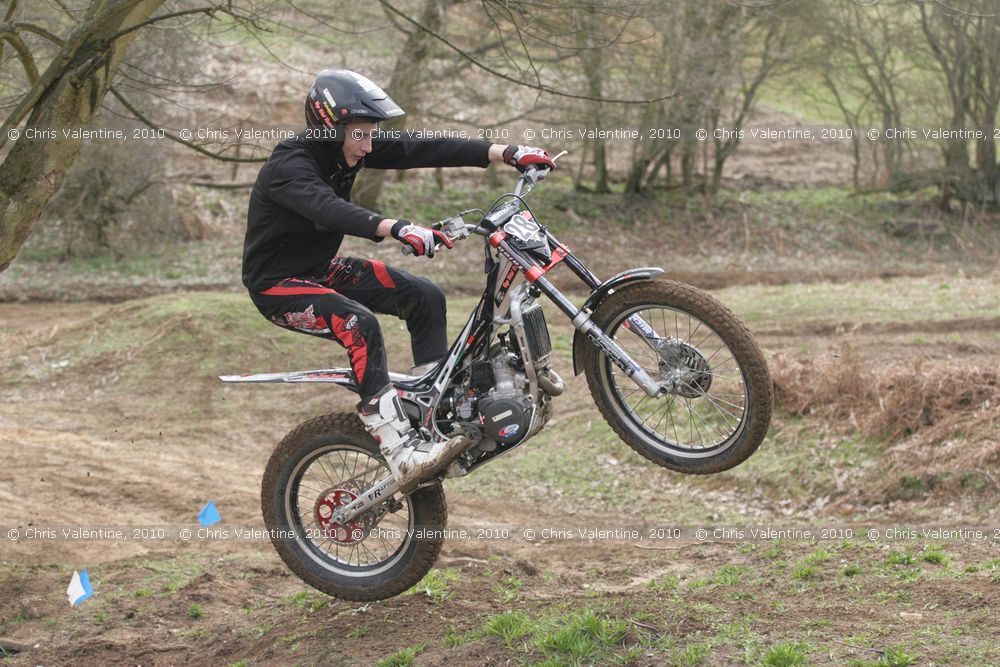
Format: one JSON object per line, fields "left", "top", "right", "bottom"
{"left": 583, "top": 280, "right": 772, "bottom": 474}
{"left": 260, "top": 413, "right": 447, "bottom": 601}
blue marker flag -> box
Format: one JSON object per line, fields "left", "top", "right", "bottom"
{"left": 67, "top": 569, "right": 93, "bottom": 606}
{"left": 198, "top": 500, "right": 221, "bottom": 527}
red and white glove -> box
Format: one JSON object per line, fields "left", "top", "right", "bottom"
{"left": 390, "top": 220, "right": 453, "bottom": 258}
{"left": 502, "top": 144, "right": 556, "bottom": 173}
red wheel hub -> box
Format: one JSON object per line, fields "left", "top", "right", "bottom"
{"left": 315, "top": 488, "right": 365, "bottom": 545}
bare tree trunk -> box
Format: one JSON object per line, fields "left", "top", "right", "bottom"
{"left": 580, "top": 1, "right": 609, "bottom": 193}
{"left": 0, "top": 0, "right": 165, "bottom": 273}
{"left": 354, "top": 0, "right": 447, "bottom": 211}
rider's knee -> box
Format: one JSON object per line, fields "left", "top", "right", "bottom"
{"left": 412, "top": 277, "right": 446, "bottom": 314}
{"left": 350, "top": 307, "right": 381, "bottom": 336}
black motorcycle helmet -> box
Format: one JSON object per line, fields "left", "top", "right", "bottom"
{"left": 304, "top": 69, "right": 405, "bottom": 135}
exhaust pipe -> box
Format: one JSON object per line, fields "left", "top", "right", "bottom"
{"left": 536, "top": 367, "right": 565, "bottom": 396}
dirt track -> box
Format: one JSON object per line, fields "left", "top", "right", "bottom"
{"left": 1, "top": 287, "right": 999, "bottom": 665}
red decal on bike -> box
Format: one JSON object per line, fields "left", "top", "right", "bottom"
{"left": 489, "top": 231, "right": 507, "bottom": 247}
{"left": 502, "top": 266, "right": 517, "bottom": 288}
{"left": 467, "top": 334, "right": 475, "bottom": 345}
{"left": 525, "top": 246, "right": 569, "bottom": 282}
{"left": 369, "top": 260, "right": 396, "bottom": 289}
{"left": 331, "top": 314, "right": 368, "bottom": 385}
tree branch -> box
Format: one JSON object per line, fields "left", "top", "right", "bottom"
{"left": 929, "top": 0, "right": 1000, "bottom": 18}
{"left": 0, "top": 21, "right": 66, "bottom": 45}
{"left": 2, "top": 32, "right": 38, "bottom": 84}
{"left": 375, "top": 0, "right": 678, "bottom": 104}
{"left": 109, "top": 86, "right": 267, "bottom": 163}
{"left": 108, "top": 5, "right": 243, "bottom": 42}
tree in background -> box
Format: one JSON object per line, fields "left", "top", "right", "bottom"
{"left": 917, "top": 0, "right": 1000, "bottom": 210}
{"left": 0, "top": 0, "right": 166, "bottom": 272}
{"left": 620, "top": 3, "right": 794, "bottom": 198}
{"left": 353, "top": 0, "right": 454, "bottom": 211}
{"left": 0, "top": 0, "right": 279, "bottom": 271}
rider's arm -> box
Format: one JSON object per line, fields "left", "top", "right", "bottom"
{"left": 365, "top": 138, "right": 493, "bottom": 169}
{"left": 268, "top": 151, "right": 384, "bottom": 239}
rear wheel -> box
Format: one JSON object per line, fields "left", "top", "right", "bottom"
{"left": 583, "top": 280, "right": 772, "bottom": 474}
{"left": 261, "top": 413, "right": 447, "bottom": 601}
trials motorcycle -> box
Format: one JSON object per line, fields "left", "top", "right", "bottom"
{"left": 221, "top": 162, "right": 772, "bottom": 601}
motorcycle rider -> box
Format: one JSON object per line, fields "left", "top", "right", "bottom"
{"left": 242, "top": 69, "right": 555, "bottom": 492}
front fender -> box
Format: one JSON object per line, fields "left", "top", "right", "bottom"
{"left": 571, "top": 267, "right": 664, "bottom": 375}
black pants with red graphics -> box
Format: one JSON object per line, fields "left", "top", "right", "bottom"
{"left": 250, "top": 257, "right": 448, "bottom": 400}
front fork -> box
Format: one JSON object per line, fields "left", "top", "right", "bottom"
{"left": 494, "top": 237, "right": 664, "bottom": 398}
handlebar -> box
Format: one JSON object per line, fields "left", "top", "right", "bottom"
{"left": 399, "top": 151, "right": 566, "bottom": 256}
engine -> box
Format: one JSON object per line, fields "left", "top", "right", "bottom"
{"left": 442, "top": 337, "right": 533, "bottom": 462}
{"left": 477, "top": 344, "right": 534, "bottom": 445}
{"left": 438, "top": 292, "right": 563, "bottom": 469}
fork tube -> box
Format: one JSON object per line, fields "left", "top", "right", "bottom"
{"left": 547, "top": 232, "right": 601, "bottom": 288}
{"left": 562, "top": 251, "right": 601, "bottom": 289}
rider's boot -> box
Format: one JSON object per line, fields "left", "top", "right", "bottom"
{"left": 356, "top": 384, "right": 468, "bottom": 494}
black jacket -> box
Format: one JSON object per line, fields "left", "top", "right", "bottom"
{"left": 242, "top": 133, "right": 492, "bottom": 291}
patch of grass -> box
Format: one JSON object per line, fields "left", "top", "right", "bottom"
{"left": 670, "top": 641, "right": 711, "bottom": 666}
{"left": 647, "top": 574, "right": 681, "bottom": 591}
{"left": 187, "top": 603, "right": 204, "bottom": 619}
{"left": 483, "top": 610, "right": 532, "bottom": 646}
{"left": 132, "top": 588, "right": 152, "bottom": 598}
{"left": 376, "top": 644, "right": 425, "bottom": 667}
{"left": 802, "top": 547, "right": 831, "bottom": 566}
{"left": 919, "top": 545, "right": 948, "bottom": 565}
{"left": 442, "top": 626, "right": 468, "bottom": 649}
{"left": 404, "top": 567, "right": 461, "bottom": 603}
{"left": 791, "top": 565, "right": 816, "bottom": 580}
{"left": 534, "top": 609, "right": 628, "bottom": 662}
{"left": 763, "top": 542, "right": 785, "bottom": 560}
{"left": 842, "top": 563, "right": 862, "bottom": 577}
{"left": 762, "top": 641, "right": 809, "bottom": 666}
{"left": 285, "top": 590, "right": 310, "bottom": 608}
{"left": 1, "top": 611, "right": 27, "bottom": 625}
{"left": 713, "top": 564, "right": 750, "bottom": 586}
{"left": 887, "top": 551, "right": 915, "bottom": 566}
{"left": 847, "top": 645, "right": 918, "bottom": 666}
{"left": 136, "top": 554, "right": 204, "bottom": 596}
{"left": 346, "top": 625, "right": 372, "bottom": 639}
{"left": 491, "top": 574, "right": 523, "bottom": 603}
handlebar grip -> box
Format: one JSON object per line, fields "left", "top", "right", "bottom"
{"left": 401, "top": 245, "right": 414, "bottom": 256}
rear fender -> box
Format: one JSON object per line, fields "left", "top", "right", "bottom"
{"left": 571, "top": 267, "right": 664, "bottom": 375}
